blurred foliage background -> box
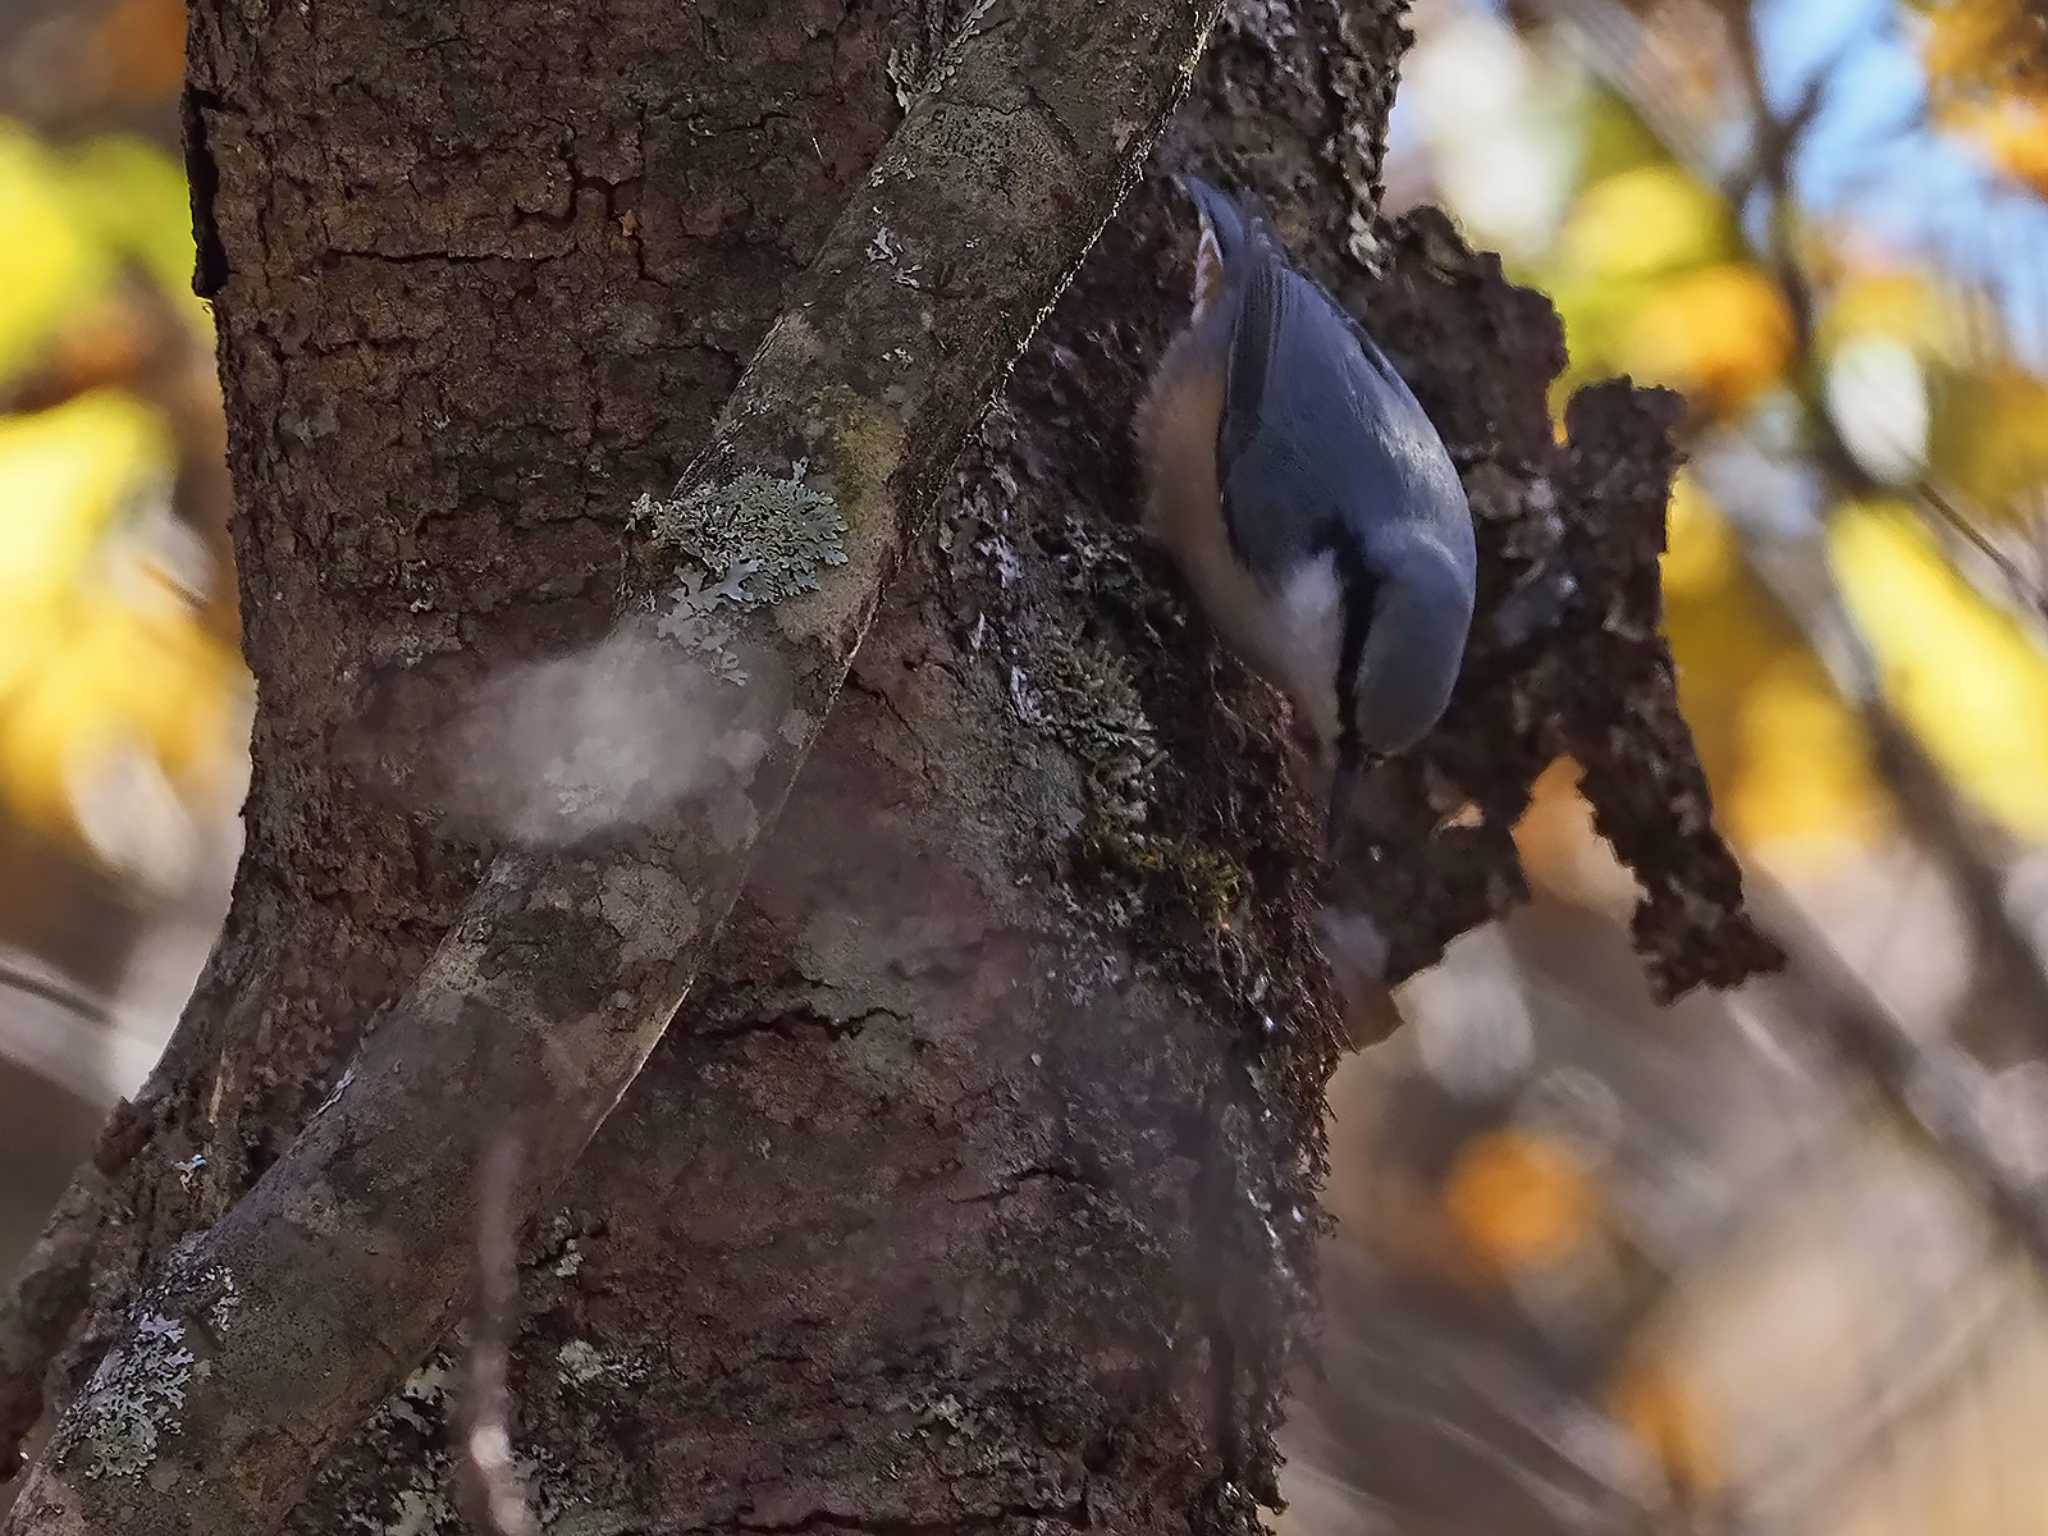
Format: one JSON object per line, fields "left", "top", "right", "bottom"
{"left": 1283, "top": 2, "right": 2048, "bottom": 1532}
{"left": 0, "top": 0, "right": 246, "bottom": 1270}
{"left": 1402, "top": 0, "right": 2048, "bottom": 863}
{"left": 4, "top": 0, "right": 2048, "bottom": 1532}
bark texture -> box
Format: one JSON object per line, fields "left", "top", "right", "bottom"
{"left": 3, "top": 1, "right": 1775, "bottom": 1533}
{"left": 6, "top": 0, "right": 1222, "bottom": 1531}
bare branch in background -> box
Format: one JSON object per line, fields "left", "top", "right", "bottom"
{"left": 1715, "top": 7, "right": 2048, "bottom": 1034}
{"left": 1528, "top": 0, "right": 2048, "bottom": 1305}
{"left": 1548, "top": 0, "right": 2048, "bottom": 1018}
{"left": 1727, "top": 19, "right": 2048, "bottom": 631}
{"left": 1737, "top": 526, "right": 2048, "bottom": 1033}
{"left": 1756, "top": 874, "right": 2048, "bottom": 1273}
{"left": 0, "top": 961, "right": 112, "bottom": 1036}
{"left": 1908, "top": 473, "right": 2048, "bottom": 630}
{"left": 1544, "top": 0, "right": 2048, "bottom": 631}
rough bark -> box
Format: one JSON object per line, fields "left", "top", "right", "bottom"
{"left": 3, "top": 1, "right": 1776, "bottom": 1533}
{"left": 6, "top": 0, "right": 1220, "bottom": 1531}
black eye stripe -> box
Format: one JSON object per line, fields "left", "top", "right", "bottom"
{"left": 1325, "top": 532, "right": 1374, "bottom": 857}
{"left": 1323, "top": 529, "right": 1377, "bottom": 729}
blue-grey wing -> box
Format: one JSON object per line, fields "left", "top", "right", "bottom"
{"left": 1215, "top": 250, "right": 1325, "bottom": 580}
{"left": 1217, "top": 255, "right": 1471, "bottom": 584}
{"left": 1338, "top": 330, "right": 1476, "bottom": 578}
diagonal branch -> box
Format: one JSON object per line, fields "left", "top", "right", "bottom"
{"left": 1735, "top": 525, "right": 2048, "bottom": 1036}
{"left": 1714, "top": 5, "right": 2048, "bottom": 1033}
{"left": 1, "top": 4, "right": 1222, "bottom": 1532}
{"left": 1753, "top": 870, "right": 2048, "bottom": 1273}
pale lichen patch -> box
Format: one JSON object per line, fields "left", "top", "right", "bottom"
{"left": 706, "top": 784, "right": 759, "bottom": 853}
{"left": 551, "top": 1239, "right": 584, "bottom": 1279}
{"left": 779, "top": 707, "right": 815, "bottom": 747}
{"left": 633, "top": 460, "right": 850, "bottom": 684}
{"left": 314, "top": 1353, "right": 459, "bottom": 1534}
{"left": 196, "top": 1263, "right": 242, "bottom": 1334}
{"left": 63, "top": 1311, "right": 195, "bottom": 1480}
{"left": 634, "top": 462, "right": 848, "bottom": 610}
{"left": 60, "top": 1243, "right": 247, "bottom": 1479}
{"left": 554, "top": 1339, "right": 650, "bottom": 1391}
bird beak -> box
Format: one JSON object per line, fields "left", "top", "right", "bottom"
{"left": 1324, "top": 737, "right": 1362, "bottom": 858}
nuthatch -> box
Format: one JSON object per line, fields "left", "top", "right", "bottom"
{"left": 1135, "top": 175, "right": 1477, "bottom": 851}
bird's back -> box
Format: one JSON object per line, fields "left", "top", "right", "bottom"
{"left": 1137, "top": 175, "right": 1478, "bottom": 764}
{"left": 1217, "top": 242, "right": 1474, "bottom": 591}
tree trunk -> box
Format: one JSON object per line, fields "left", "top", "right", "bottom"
{"left": 3, "top": 1, "right": 1775, "bottom": 1532}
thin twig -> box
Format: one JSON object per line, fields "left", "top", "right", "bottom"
{"left": 1536, "top": 0, "right": 2048, "bottom": 1310}
{"left": 1734, "top": 517, "right": 2048, "bottom": 1038}
{"left": 1751, "top": 869, "right": 2048, "bottom": 1273}
{"left": 0, "top": 957, "right": 114, "bottom": 1034}
{"left": 1720, "top": 11, "right": 2048, "bottom": 1029}
{"left": 457, "top": 1133, "right": 536, "bottom": 1536}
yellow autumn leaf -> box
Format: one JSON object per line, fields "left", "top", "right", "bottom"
{"left": 1918, "top": 0, "right": 2042, "bottom": 89}
{"left": 1830, "top": 501, "right": 2048, "bottom": 839}
{"left": 1733, "top": 654, "right": 1893, "bottom": 852}
{"left": 1941, "top": 93, "right": 2048, "bottom": 196}
{"left": 88, "top": 0, "right": 191, "bottom": 108}
{"left": 1662, "top": 478, "right": 1892, "bottom": 860}
{"left": 1661, "top": 469, "right": 1738, "bottom": 598}
{"left": 0, "top": 379, "right": 251, "bottom": 882}
{"left": 1623, "top": 263, "right": 1795, "bottom": 417}
{"left": 1556, "top": 163, "right": 1737, "bottom": 280}
{"left": 1541, "top": 271, "right": 1646, "bottom": 417}
{"left": 0, "top": 391, "right": 171, "bottom": 701}
{"left": 55, "top": 135, "right": 211, "bottom": 339}
{"left": 1607, "top": 1356, "right": 1722, "bottom": 1501}
{"left": 1441, "top": 1129, "right": 1601, "bottom": 1279}
{"left": 1575, "top": 83, "right": 1676, "bottom": 189}
{"left": 0, "top": 124, "right": 115, "bottom": 385}
{"left": 0, "top": 591, "right": 244, "bottom": 887}
{"left": 1929, "top": 363, "right": 2048, "bottom": 511}
{"left": 1819, "top": 267, "right": 1967, "bottom": 361}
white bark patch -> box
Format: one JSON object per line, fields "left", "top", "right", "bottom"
{"left": 707, "top": 784, "right": 759, "bottom": 853}
{"left": 443, "top": 630, "right": 764, "bottom": 846}
{"left": 555, "top": 1339, "right": 650, "bottom": 1391}
{"left": 65, "top": 1311, "right": 195, "bottom": 1480}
